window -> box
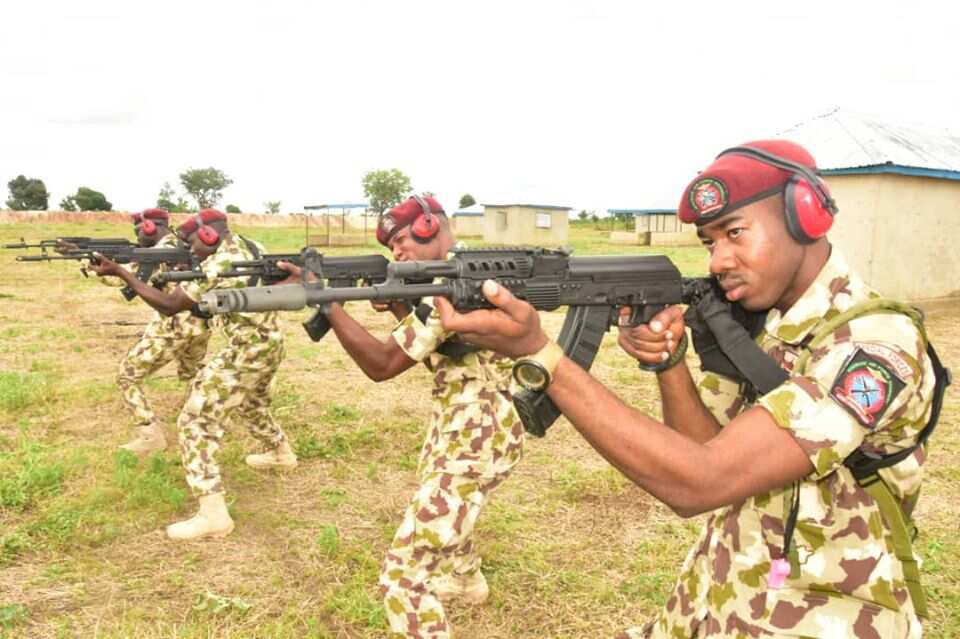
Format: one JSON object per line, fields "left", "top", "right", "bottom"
{"left": 535, "top": 213, "right": 552, "bottom": 229}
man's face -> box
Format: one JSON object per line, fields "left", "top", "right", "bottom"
{"left": 387, "top": 226, "right": 445, "bottom": 262}
{"left": 136, "top": 224, "right": 160, "bottom": 247}
{"left": 696, "top": 195, "right": 805, "bottom": 312}
{"left": 185, "top": 231, "right": 218, "bottom": 261}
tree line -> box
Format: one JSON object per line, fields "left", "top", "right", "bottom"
{"left": 5, "top": 167, "right": 477, "bottom": 217}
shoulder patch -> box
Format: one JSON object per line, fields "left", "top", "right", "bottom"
{"left": 829, "top": 348, "right": 906, "bottom": 428}
{"left": 857, "top": 342, "right": 914, "bottom": 380}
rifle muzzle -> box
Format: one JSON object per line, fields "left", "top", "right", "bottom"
{"left": 200, "top": 285, "right": 308, "bottom": 314}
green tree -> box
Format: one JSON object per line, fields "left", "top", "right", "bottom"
{"left": 264, "top": 201, "right": 281, "bottom": 214}
{"left": 225, "top": 204, "right": 241, "bottom": 214}
{"left": 60, "top": 196, "right": 78, "bottom": 211}
{"left": 157, "top": 182, "right": 177, "bottom": 211}
{"left": 67, "top": 186, "right": 112, "bottom": 211}
{"left": 6, "top": 175, "right": 49, "bottom": 210}
{"left": 361, "top": 168, "right": 412, "bottom": 214}
{"left": 179, "top": 167, "right": 233, "bottom": 209}
{"left": 458, "top": 193, "right": 476, "bottom": 209}
{"left": 611, "top": 210, "right": 633, "bottom": 229}
{"left": 577, "top": 209, "right": 589, "bottom": 221}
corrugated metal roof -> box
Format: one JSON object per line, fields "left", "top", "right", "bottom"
{"left": 453, "top": 204, "right": 485, "bottom": 217}
{"left": 775, "top": 109, "right": 960, "bottom": 178}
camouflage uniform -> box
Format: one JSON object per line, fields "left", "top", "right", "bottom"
{"left": 621, "top": 249, "right": 936, "bottom": 639}
{"left": 380, "top": 296, "right": 525, "bottom": 639}
{"left": 179, "top": 235, "right": 289, "bottom": 497}
{"left": 116, "top": 233, "right": 210, "bottom": 432}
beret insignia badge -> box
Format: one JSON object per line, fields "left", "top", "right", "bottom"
{"left": 689, "top": 177, "right": 728, "bottom": 217}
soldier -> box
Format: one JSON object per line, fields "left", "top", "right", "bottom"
{"left": 88, "top": 208, "right": 297, "bottom": 540}
{"left": 114, "top": 208, "right": 210, "bottom": 454}
{"left": 280, "top": 195, "right": 524, "bottom": 639}
{"left": 437, "top": 141, "right": 946, "bottom": 638}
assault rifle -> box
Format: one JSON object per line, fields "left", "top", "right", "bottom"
{"left": 199, "top": 247, "right": 706, "bottom": 436}
{"left": 3, "top": 236, "right": 136, "bottom": 253}
{"left": 157, "top": 250, "right": 391, "bottom": 340}
{"left": 17, "top": 245, "right": 195, "bottom": 301}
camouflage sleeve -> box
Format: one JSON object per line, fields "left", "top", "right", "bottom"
{"left": 390, "top": 296, "right": 453, "bottom": 362}
{"left": 758, "top": 314, "right": 928, "bottom": 480}
{"left": 181, "top": 252, "right": 232, "bottom": 302}
{"left": 696, "top": 371, "right": 748, "bottom": 426}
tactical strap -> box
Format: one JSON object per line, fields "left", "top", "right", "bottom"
{"left": 238, "top": 236, "right": 262, "bottom": 286}
{"left": 860, "top": 473, "right": 928, "bottom": 618}
{"left": 786, "top": 297, "right": 951, "bottom": 619}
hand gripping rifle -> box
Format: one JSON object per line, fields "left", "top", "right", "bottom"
{"left": 156, "top": 249, "right": 391, "bottom": 340}
{"left": 200, "top": 247, "right": 704, "bottom": 436}
{"left": 16, "top": 244, "right": 195, "bottom": 301}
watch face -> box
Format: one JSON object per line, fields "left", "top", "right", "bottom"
{"left": 513, "top": 361, "right": 548, "bottom": 391}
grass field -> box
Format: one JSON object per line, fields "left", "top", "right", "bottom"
{"left": 0, "top": 220, "right": 957, "bottom": 638}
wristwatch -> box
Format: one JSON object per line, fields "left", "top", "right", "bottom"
{"left": 512, "top": 341, "right": 565, "bottom": 391}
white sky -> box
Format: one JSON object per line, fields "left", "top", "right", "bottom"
{"left": 1, "top": 0, "right": 957, "bottom": 214}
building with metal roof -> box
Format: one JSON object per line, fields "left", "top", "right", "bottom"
{"left": 451, "top": 204, "right": 485, "bottom": 237}
{"left": 776, "top": 109, "right": 960, "bottom": 301}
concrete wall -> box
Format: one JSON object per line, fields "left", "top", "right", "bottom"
{"left": 483, "top": 206, "right": 569, "bottom": 246}
{"left": 619, "top": 215, "right": 698, "bottom": 247}
{"left": 0, "top": 209, "right": 378, "bottom": 230}
{"left": 824, "top": 174, "right": 960, "bottom": 301}
{"left": 452, "top": 215, "right": 484, "bottom": 237}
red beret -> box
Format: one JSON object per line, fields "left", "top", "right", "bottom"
{"left": 376, "top": 195, "right": 445, "bottom": 246}
{"left": 143, "top": 208, "right": 169, "bottom": 221}
{"left": 678, "top": 140, "right": 818, "bottom": 225}
{"left": 178, "top": 208, "right": 228, "bottom": 236}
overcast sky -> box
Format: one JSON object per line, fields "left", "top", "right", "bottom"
{"left": 1, "top": 0, "right": 957, "bottom": 215}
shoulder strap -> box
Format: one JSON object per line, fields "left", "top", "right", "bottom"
{"left": 238, "top": 236, "right": 262, "bottom": 286}
{"left": 791, "top": 297, "right": 950, "bottom": 619}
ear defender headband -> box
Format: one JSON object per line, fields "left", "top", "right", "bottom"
{"left": 718, "top": 146, "right": 838, "bottom": 244}
{"left": 409, "top": 194, "right": 441, "bottom": 244}
{"left": 191, "top": 212, "right": 221, "bottom": 246}
{"left": 376, "top": 194, "right": 445, "bottom": 246}
{"left": 133, "top": 209, "right": 170, "bottom": 236}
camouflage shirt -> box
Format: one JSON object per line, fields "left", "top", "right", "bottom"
{"left": 182, "top": 235, "right": 283, "bottom": 348}
{"left": 104, "top": 233, "right": 207, "bottom": 339}
{"left": 391, "top": 296, "right": 524, "bottom": 480}
{"left": 649, "top": 248, "right": 935, "bottom": 638}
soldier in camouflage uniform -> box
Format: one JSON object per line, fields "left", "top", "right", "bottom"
{"left": 282, "top": 195, "right": 524, "bottom": 638}
{"left": 437, "top": 141, "right": 943, "bottom": 638}
{"left": 89, "top": 209, "right": 297, "bottom": 541}
{"left": 114, "top": 208, "right": 210, "bottom": 454}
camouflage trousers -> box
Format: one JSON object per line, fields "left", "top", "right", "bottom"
{"left": 117, "top": 315, "right": 210, "bottom": 429}
{"left": 177, "top": 339, "right": 287, "bottom": 497}
{"left": 380, "top": 471, "right": 507, "bottom": 639}
{"left": 379, "top": 390, "right": 523, "bottom": 639}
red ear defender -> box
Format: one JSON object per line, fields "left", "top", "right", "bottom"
{"left": 410, "top": 194, "right": 441, "bottom": 244}
{"left": 784, "top": 176, "right": 835, "bottom": 243}
{"left": 193, "top": 211, "right": 221, "bottom": 246}
{"left": 140, "top": 219, "right": 158, "bottom": 235}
